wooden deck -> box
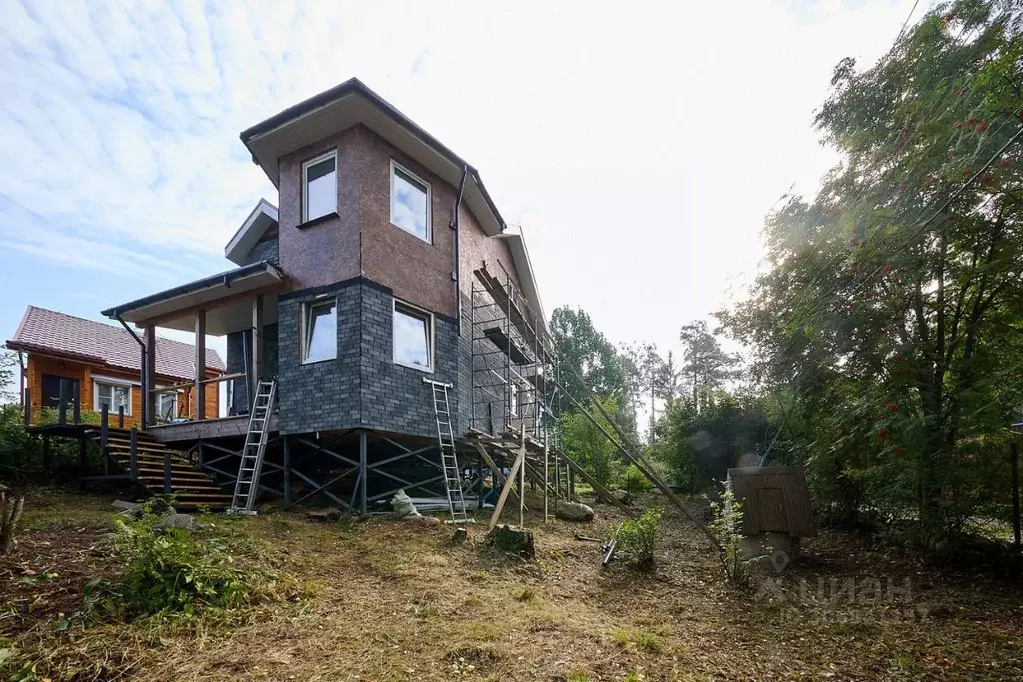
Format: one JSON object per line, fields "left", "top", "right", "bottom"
{"left": 147, "top": 413, "right": 280, "bottom": 444}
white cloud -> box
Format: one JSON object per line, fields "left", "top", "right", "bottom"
{"left": 0, "top": 0, "right": 926, "bottom": 357}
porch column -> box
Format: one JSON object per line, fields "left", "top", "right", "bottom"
{"left": 251, "top": 295, "right": 264, "bottom": 387}
{"left": 143, "top": 324, "right": 156, "bottom": 428}
{"left": 194, "top": 311, "right": 206, "bottom": 421}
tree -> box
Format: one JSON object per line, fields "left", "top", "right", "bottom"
{"left": 549, "top": 307, "right": 636, "bottom": 440}
{"left": 561, "top": 396, "right": 623, "bottom": 489}
{"left": 720, "top": 0, "right": 1023, "bottom": 541}
{"left": 678, "top": 321, "right": 739, "bottom": 410}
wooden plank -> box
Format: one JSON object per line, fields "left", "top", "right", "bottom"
{"left": 251, "top": 295, "right": 264, "bottom": 385}
{"left": 555, "top": 449, "right": 635, "bottom": 517}
{"left": 488, "top": 435, "right": 526, "bottom": 530}
{"left": 472, "top": 443, "right": 523, "bottom": 508}
{"left": 195, "top": 311, "right": 206, "bottom": 421}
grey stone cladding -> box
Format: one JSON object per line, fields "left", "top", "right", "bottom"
{"left": 243, "top": 235, "right": 279, "bottom": 265}
{"left": 275, "top": 277, "right": 461, "bottom": 438}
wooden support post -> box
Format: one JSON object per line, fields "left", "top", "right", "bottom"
{"left": 118, "top": 405, "right": 125, "bottom": 429}
{"left": 195, "top": 311, "right": 206, "bottom": 421}
{"left": 518, "top": 427, "right": 525, "bottom": 527}
{"left": 101, "top": 405, "right": 109, "bottom": 475}
{"left": 42, "top": 434, "right": 51, "bottom": 473}
{"left": 129, "top": 428, "right": 139, "bottom": 482}
{"left": 283, "top": 436, "right": 292, "bottom": 508}
{"left": 197, "top": 440, "right": 204, "bottom": 467}
{"left": 163, "top": 449, "right": 172, "bottom": 494}
{"left": 477, "top": 454, "right": 485, "bottom": 511}
{"left": 1012, "top": 441, "right": 1020, "bottom": 550}
{"left": 569, "top": 466, "right": 575, "bottom": 499}
{"left": 57, "top": 378, "right": 67, "bottom": 426}
{"left": 251, "top": 295, "right": 264, "bottom": 388}
{"left": 359, "top": 430, "right": 368, "bottom": 516}
{"left": 78, "top": 434, "right": 87, "bottom": 488}
{"left": 72, "top": 380, "right": 81, "bottom": 424}
{"left": 543, "top": 439, "right": 550, "bottom": 524}
{"left": 488, "top": 437, "right": 527, "bottom": 530}
{"left": 23, "top": 387, "right": 30, "bottom": 427}
{"left": 144, "top": 325, "right": 157, "bottom": 428}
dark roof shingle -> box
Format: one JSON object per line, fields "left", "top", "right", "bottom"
{"left": 7, "top": 306, "right": 225, "bottom": 381}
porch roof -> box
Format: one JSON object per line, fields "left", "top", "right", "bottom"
{"left": 101, "top": 261, "right": 285, "bottom": 335}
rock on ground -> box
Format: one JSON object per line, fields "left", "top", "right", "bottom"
{"left": 305, "top": 508, "right": 343, "bottom": 522}
{"left": 154, "top": 513, "right": 199, "bottom": 533}
{"left": 556, "top": 501, "right": 595, "bottom": 522}
{"left": 612, "top": 490, "right": 634, "bottom": 505}
{"left": 404, "top": 515, "right": 441, "bottom": 525}
{"left": 488, "top": 524, "right": 535, "bottom": 559}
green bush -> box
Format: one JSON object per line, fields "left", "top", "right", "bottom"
{"left": 613, "top": 508, "right": 662, "bottom": 570}
{"left": 709, "top": 481, "right": 750, "bottom": 584}
{"left": 620, "top": 464, "right": 649, "bottom": 494}
{"left": 94, "top": 502, "right": 279, "bottom": 618}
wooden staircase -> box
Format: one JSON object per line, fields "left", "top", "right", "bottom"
{"left": 88, "top": 427, "right": 233, "bottom": 511}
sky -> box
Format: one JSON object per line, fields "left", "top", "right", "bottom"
{"left": 0, "top": 0, "right": 925, "bottom": 391}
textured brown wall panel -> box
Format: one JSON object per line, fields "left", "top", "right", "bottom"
{"left": 277, "top": 127, "right": 362, "bottom": 291}
{"left": 356, "top": 126, "right": 457, "bottom": 317}
{"left": 459, "top": 206, "right": 519, "bottom": 297}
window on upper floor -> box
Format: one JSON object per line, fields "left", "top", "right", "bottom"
{"left": 94, "top": 381, "right": 131, "bottom": 416}
{"left": 302, "top": 151, "right": 337, "bottom": 223}
{"left": 390, "top": 161, "right": 431, "bottom": 242}
{"left": 302, "top": 298, "right": 337, "bottom": 364}
{"left": 393, "top": 300, "right": 434, "bottom": 372}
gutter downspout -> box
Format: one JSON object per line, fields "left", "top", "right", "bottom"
{"left": 115, "top": 313, "right": 148, "bottom": 428}
{"left": 451, "top": 166, "right": 468, "bottom": 335}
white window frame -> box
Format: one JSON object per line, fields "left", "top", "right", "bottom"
{"left": 156, "top": 390, "right": 179, "bottom": 422}
{"left": 302, "top": 297, "right": 338, "bottom": 365}
{"left": 93, "top": 379, "right": 133, "bottom": 416}
{"left": 392, "top": 299, "right": 435, "bottom": 373}
{"left": 389, "top": 160, "right": 432, "bottom": 243}
{"left": 301, "top": 150, "right": 338, "bottom": 223}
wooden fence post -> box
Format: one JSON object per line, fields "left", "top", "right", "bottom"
{"left": 129, "top": 427, "right": 139, "bottom": 482}
{"left": 57, "top": 378, "right": 67, "bottom": 426}
{"left": 100, "top": 405, "right": 109, "bottom": 476}
{"left": 23, "top": 388, "right": 31, "bottom": 427}
{"left": 283, "top": 436, "right": 292, "bottom": 508}
{"left": 118, "top": 405, "right": 125, "bottom": 429}
{"left": 163, "top": 449, "right": 172, "bottom": 494}
{"left": 72, "top": 381, "right": 81, "bottom": 424}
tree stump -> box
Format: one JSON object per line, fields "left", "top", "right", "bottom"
{"left": 487, "top": 524, "right": 535, "bottom": 560}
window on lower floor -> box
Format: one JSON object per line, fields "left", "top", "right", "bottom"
{"left": 303, "top": 298, "right": 337, "bottom": 363}
{"left": 393, "top": 300, "right": 434, "bottom": 371}
{"left": 94, "top": 381, "right": 131, "bottom": 415}
{"left": 157, "top": 391, "right": 178, "bottom": 422}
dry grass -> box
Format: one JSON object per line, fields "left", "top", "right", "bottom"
{"left": 2, "top": 489, "right": 1022, "bottom": 681}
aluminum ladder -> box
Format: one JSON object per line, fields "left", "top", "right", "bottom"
{"left": 228, "top": 377, "right": 277, "bottom": 515}
{"left": 424, "top": 378, "right": 470, "bottom": 523}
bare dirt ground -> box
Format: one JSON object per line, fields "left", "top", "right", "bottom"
{"left": 2, "top": 489, "right": 1021, "bottom": 681}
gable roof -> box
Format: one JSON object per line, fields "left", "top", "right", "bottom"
{"left": 225, "top": 199, "right": 278, "bottom": 265}
{"left": 6, "top": 306, "right": 226, "bottom": 381}
{"left": 239, "top": 77, "right": 506, "bottom": 237}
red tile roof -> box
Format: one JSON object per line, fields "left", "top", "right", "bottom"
{"left": 6, "top": 306, "right": 226, "bottom": 381}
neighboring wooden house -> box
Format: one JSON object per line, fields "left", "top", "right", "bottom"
{"left": 93, "top": 78, "right": 561, "bottom": 514}
{"left": 7, "top": 306, "right": 225, "bottom": 427}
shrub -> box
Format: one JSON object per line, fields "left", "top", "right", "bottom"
{"left": 708, "top": 480, "right": 750, "bottom": 584}
{"left": 620, "top": 464, "right": 649, "bottom": 495}
{"left": 613, "top": 508, "right": 662, "bottom": 570}
{"left": 94, "top": 502, "right": 281, "bottom": 618}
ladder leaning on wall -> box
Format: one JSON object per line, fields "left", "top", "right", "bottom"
{"left": 228, "top": 377, "right": 277, "bottom": 515}
{"left": 424, "top": 378, "right": 470, "bottom": 524}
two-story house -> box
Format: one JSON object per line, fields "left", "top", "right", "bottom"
{"left": 100, "top": 79, "right": 560, "bottom": 514}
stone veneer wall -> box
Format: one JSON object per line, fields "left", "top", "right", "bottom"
{"left": 275, "top": 277, "right": 461, "bottom": 438}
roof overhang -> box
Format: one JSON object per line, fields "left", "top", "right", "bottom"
{"left": 101, "top": 261, "right": 285, "bottom": 335}
{"left": 225, "top": 199, "right": 278, "bottom": 265}
{"left": 239, "top": 78, "right": 506, "bottom": 237}
{"left": 494, "top": 232, "right": 547, "bottom": 334}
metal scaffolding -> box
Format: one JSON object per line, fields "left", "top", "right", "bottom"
{"left": 469, "top": 263, "right": 568, "bottom": 504}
